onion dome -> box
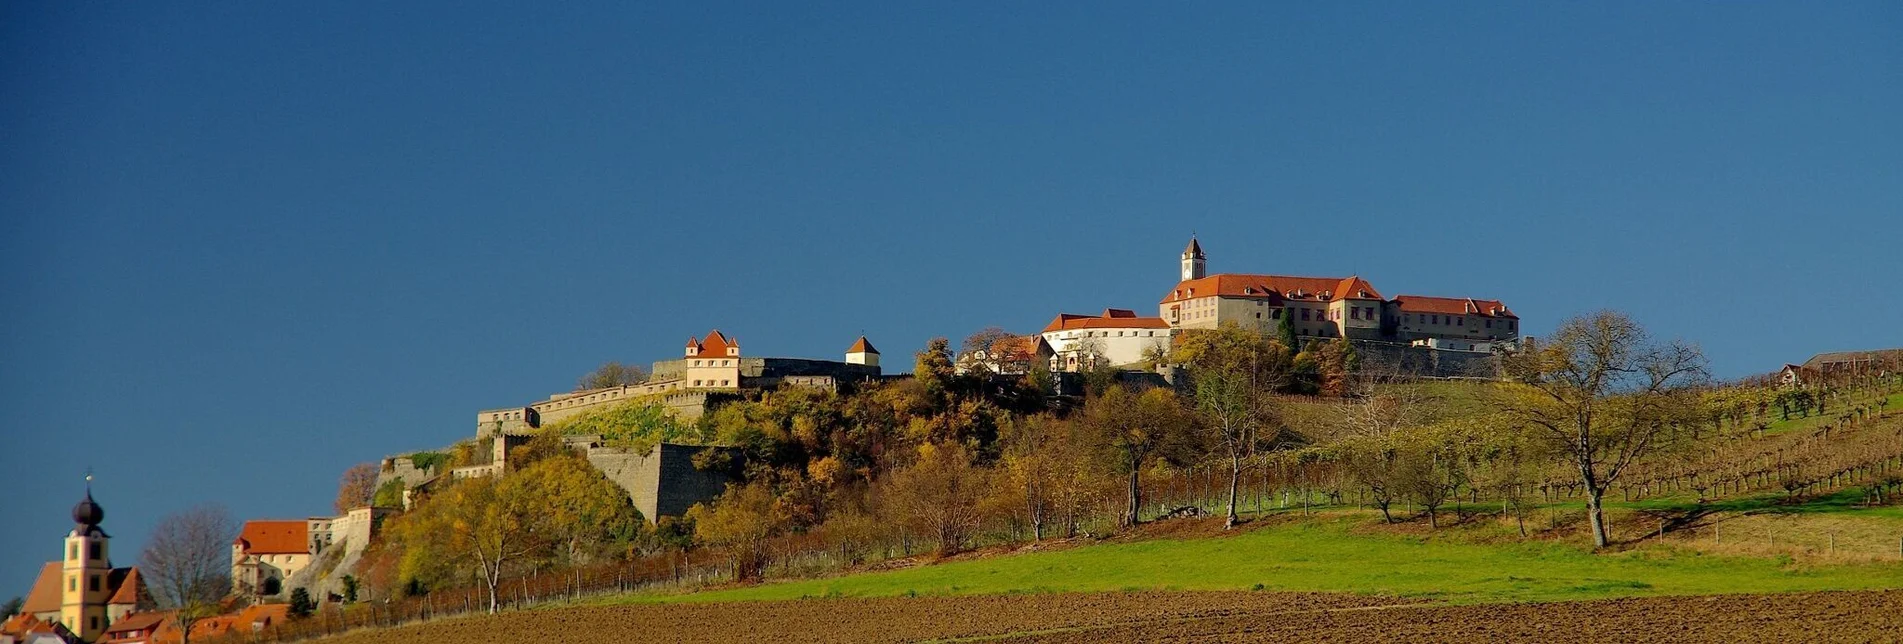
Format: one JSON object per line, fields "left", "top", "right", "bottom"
{"left": 73, "top": 490, "right": 105, "bottom": 527}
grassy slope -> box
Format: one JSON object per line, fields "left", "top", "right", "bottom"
{"left": 607, "top": 515, "right": 1903, "bottom": 607}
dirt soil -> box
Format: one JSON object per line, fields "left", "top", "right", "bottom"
{"left": 315, "top": 589, "right": 1903, "bottom": 644}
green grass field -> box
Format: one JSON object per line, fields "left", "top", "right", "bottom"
{"left": 603, "top": 513, "right": 1903, "bottom": 607}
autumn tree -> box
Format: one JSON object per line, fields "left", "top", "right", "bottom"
{"left": 576, "top": 361, "right": 648, "bottom": 390}
{"left": 961, "top": 326, "right": 1019, "bottom": 376}
{"left": 140, "top": 505, "right": 237, "bottom": 644}
{"left": 1502, "top": 310, "right": 1707, "bottom": 548}
{"left": 334, "top": 462, "right": 379, "bottom": 514}
{"left": 2, "top": 596, "right": 23, "bottom": 619}
{"left": 884, "top": 442, "right": 991, "bottom": 555}
{"left": 686, "top": 480, "right": 785, "bottom": 581}
{"left": 1173, "top": 323, "right": 1292, "bottom": 529}
{"left": 1084, "top": 385, "right": 1198, "bottom": 527}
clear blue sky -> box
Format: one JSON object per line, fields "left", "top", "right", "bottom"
{"left": 3, "top": 2, "right": 1899, "bottom": 594}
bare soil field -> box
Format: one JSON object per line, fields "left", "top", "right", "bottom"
{"left": 316, "top": 589, "right": 1903, "bottom": 644}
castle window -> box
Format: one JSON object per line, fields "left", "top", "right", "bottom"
{"left": 1301, "top": 309, "right": 1310, "bottom": 321}
{"left": 70, "top": 576, "right": 77, "bottom": 591}
{"left": 89, "top": 543, "right": 101, "bottom": 560}
{"left": 1509, "top": 321, "right": 1516, "bottom": 331}
{"left": 69, "top": 544, "right": 77, "bottom": 560}
{"left": 721, "top": 380, "right": 730, "bottom": 386}
{"left": 90, "top": 574, "right": 100, "bottom": 592}
{"left": 1485, "top": 320, "right": 1493, "bottom": 328}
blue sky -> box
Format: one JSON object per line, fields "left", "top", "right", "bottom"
{"left": 2, "top": 2, "right": 1898, "bottom": 594}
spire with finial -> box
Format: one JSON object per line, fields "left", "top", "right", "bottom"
{"left": 73, "top": 470, "right": 105, "bottom": 529}
{"left": 1181, "top": 235, "right": 1207, "bottom": 280}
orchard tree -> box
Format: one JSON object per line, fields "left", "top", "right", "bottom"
{"left": 1085, "top": 385, "right": 1198, "bottom": 527}
{"left": 1503, "top": 310, "right": 1707, "bottom": 548}
{"left": 686, "top": 480, "right": 785, "bottom": 581}
{"left": 1173, "top": 323, "right": 1292, "bottom": 529}
{"left": 884, "top": 442, "right": 991, "bottom": 555}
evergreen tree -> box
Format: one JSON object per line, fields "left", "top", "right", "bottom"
{"left": 289, "top": 588, "right": 315, "bottom": 618}
{"left": 1276, "top": 316, "right": 1298, "bottom": 353}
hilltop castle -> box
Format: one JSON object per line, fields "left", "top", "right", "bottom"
{"left": 1161, "top": 237, "right": 1519, "bottom": 352}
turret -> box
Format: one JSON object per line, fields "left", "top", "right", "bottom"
{"left": 846, "top": 336, "right": 880, "bottom": 368}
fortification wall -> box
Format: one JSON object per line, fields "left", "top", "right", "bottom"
{"left": 375, "top": 457, "right": 437, "bottom": 491}
{"left": 1352, "top": 340, "right": 1503, "bottom": 379}
{"left": 583, "top": 443, "right": 737, "bottom": 522}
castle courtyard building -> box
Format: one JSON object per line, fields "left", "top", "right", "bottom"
{"left": 1040, "top": 309, "right": 1172, "bottom": 371}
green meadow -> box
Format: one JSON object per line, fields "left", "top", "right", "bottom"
{"left": 603, "top": 513, "right": 1903, "bottom": 606}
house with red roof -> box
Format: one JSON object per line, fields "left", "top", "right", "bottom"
{"left": 1039, "top": 309, "right": 1173, "bottom": 371}
{"left": 230, "top": 520, "right": 313, "bottom": 598}
{"left": 1160, "top": 238, "right": 1519, "bottom": 352}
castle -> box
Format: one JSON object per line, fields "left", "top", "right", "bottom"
{"left": 1161, "top": 238, "right": 1519, "bottom": 351}
{"left": 473, "top": 332, "right": 883, "bottom": 437}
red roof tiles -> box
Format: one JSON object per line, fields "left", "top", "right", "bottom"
{"left": 846, "top": 336, "right": 879, "bottom": 354}
{"left": 234, "top": 520, "right": 309, "bottom": 556}
{"left": 1391, "top": 295, "right": 1517, "bottom": 319}
{"left": 1161, "top": 274, "right": 1384, "bottom": 305}
{"left": 1042, "top": 311, "right": 1172, "bottom": 333}
{"left": 687, "top": 330, "right": 739, "bottom": 358}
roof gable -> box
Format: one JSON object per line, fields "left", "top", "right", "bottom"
{"left": 21, "top": 562, "right": 60, "bottom": 615}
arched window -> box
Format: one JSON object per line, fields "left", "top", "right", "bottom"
{"left": 261, "top": 577, "right": 282, "bottom": 596}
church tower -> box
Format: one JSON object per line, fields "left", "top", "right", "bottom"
{"left": 61, "top": 479, "right": 112, "bottom": 641}
{"left": 1181, "top": 237, "right": 1206, "bottom": 281}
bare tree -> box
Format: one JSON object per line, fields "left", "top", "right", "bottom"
{"left": 1174, "top": 324, "right": 1292, "bottom": 529}
{"left": 576, "top": 361, "right": 648, "bottom": 390}
{"left": 1503, "top": 310, "right": 1707, "bottom": 548}
{"left": 140, "top": 505, "right": 236, "bottom": 644}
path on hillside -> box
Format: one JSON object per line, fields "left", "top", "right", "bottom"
{"left": 312, "top": 589, "right": 1903, "bottom": 643}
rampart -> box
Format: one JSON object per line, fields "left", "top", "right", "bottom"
{"left": 580, "top": 442, "right": 740, "bottom": 521}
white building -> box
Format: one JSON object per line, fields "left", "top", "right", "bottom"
{"left": 1040, "top": 309, "right": 1173, "bottom": 372}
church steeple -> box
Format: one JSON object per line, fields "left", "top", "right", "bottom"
{"left": 1181, "top": 236, "right": 1206, "bottom": 281}
{"left": 63, "top": 473, "right": 112, "bottom": 641}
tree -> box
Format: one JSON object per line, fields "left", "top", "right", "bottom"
{"left": 961, "top": 326, "right": 1019, "bottom": 376}
{"left": 340, "top": 575, "right": 360, "bottom": 604}
{"left": 334, "top": 462, "right": 379, "bottom": 514}
{"left": 1173, "top": 324, "right": 1292, "bottom": 529}
{"left": 914, "top": 337, "right": 957, "bottom": 407}
{"left": 1, "top": 596, "right": 22, "bottom": 619}
{"left": 576, "top": 361, "right": 648, "bottom": 391}
{"left": 1503, "top": 310, "right": 1707, "bottom": 548}
{"left": 1277, "top": 316, "right": 1299, "bottom": 354}
{"left": 884, "top": 442, "right": 991, "bottom": 555}
{"left": 686, "top": 481, "right": 785, "bottom": 581}
{"left": 140, "top": 505, "right": 236, "bottom": 644}
{"left": 1084, "top": 385, "right": 1198, "bottom": 527}
{"left": 288, "top": 588, "right": 315, "bottom": 618}
{"left": 372, "top": 479, "right": 406, "bottom": 509}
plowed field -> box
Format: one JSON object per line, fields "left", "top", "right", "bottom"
{"left": 318, "top": 589, "right": 1903, "bottom": 643}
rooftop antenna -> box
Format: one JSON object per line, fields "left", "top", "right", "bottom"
{"left": 85, "top": 467, "right": 94, "bottom": 493}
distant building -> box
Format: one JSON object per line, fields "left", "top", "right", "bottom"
{"left": 1040, "top": 309, "right": 1172, "bottom": 371}
{"left": 955, "top": 335, "right": 1054, "bottom": 376}
{"left": 475, "top": 331, "right": 883, "bottom": 436}
{"left": 230, "top": 521, "right": 315, "bottom": 597}
{"left": 9, "top": 483, "right": 151, "bottom": 644}
{"left": 1159, "top": 237, "right": 1519, "bottom": 348}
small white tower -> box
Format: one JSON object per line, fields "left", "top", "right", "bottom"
{"left": 846, "top": 336, "right": 880, "bottom": 367}
{"left": 1181, "top": 237, "right": 1206, "bottom": 281}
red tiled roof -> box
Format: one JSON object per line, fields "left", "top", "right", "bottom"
{"left": 102, "top": 611, "right": 167, "bottom": 640}
{"left": 1042, "top": 311, "right": 1172, "bottom": 333}
{"left": 1161, "top": 274, "right": 1384, "bottom": 304}
{"left": 108, "top": 567, "right": 145, "bottom": 605}
{"left": 1391, "top": 295, "right": 1516, "bottom": 319}
{"left": 687, "top": 330, "right": 739, "bottom": 357}
{"left": 21, "top": 562, "right": 60, "bottom": 615}
{"left": 234, "top": 520, "right": 309, "bottom": 555}
{"left": 2, "top": 614, "right": 42, "bottom": 638}
{"left": 846, "top": 336, "right": 879, "bottom": 354}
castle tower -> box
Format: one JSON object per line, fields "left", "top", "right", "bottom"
{"left": 1181, "top": 237, "right": 1206, "bottom": 281}
{"left": 846, "top": 336, "right": 880, "bottom": 367}
{"left": 61, "top": 479, "right": 112, "bottom": 641}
